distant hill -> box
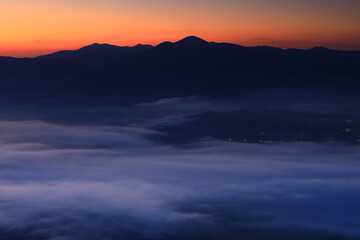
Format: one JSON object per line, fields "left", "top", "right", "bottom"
{"left": 0, "top": 36, "right": 359, "bottom": 105}
{"left": 39, "top": 43, "right": 153, "bottom": 60}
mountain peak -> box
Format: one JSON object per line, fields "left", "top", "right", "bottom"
{"left": 80, "top": 43, "right": 116, "bottom": 50}
{"left": 134, "top": 44, "right": 153, "bottom": 49}
{"left": 176, "top": 36, "right": 208, "bottom": 46}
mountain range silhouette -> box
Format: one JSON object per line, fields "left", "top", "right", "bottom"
{"left": 0, "top": 36, "right": 359, "bottom": 105}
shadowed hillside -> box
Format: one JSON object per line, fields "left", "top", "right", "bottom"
{"left": 0, "top": 36, "right": 359, "bottom": 105}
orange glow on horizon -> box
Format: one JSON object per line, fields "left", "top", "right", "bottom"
{"left": 1, "top": 0, "right": 359, "bottom": 57}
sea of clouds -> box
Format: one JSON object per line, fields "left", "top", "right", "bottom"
{"left": 0, "top": 118, "right": 359, "bottom": 240}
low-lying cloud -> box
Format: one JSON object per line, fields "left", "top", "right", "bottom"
{"left": 0, "top": 120, "right": 359, "bottom": 240}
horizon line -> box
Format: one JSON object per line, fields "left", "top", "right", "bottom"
{"left": 1, "top": 36, "right": 360, "bottom": 59}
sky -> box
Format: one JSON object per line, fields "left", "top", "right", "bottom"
{"left": 1, "top": 0, "right": 360, "bottom": 57}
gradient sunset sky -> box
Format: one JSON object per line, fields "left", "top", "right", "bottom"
{"left": 1, "top": 0, "right": 360, "bottom": 57}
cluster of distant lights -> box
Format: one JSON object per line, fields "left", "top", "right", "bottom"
{"left": 227, "top": 119, "right": 358, "bottom": 144}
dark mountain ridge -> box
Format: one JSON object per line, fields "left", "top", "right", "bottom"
{"left": 39, "top": 42, "right": 153, "bottom": 60}
{"left": 0, "top": 36, "right": 359, "bottom": 105}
